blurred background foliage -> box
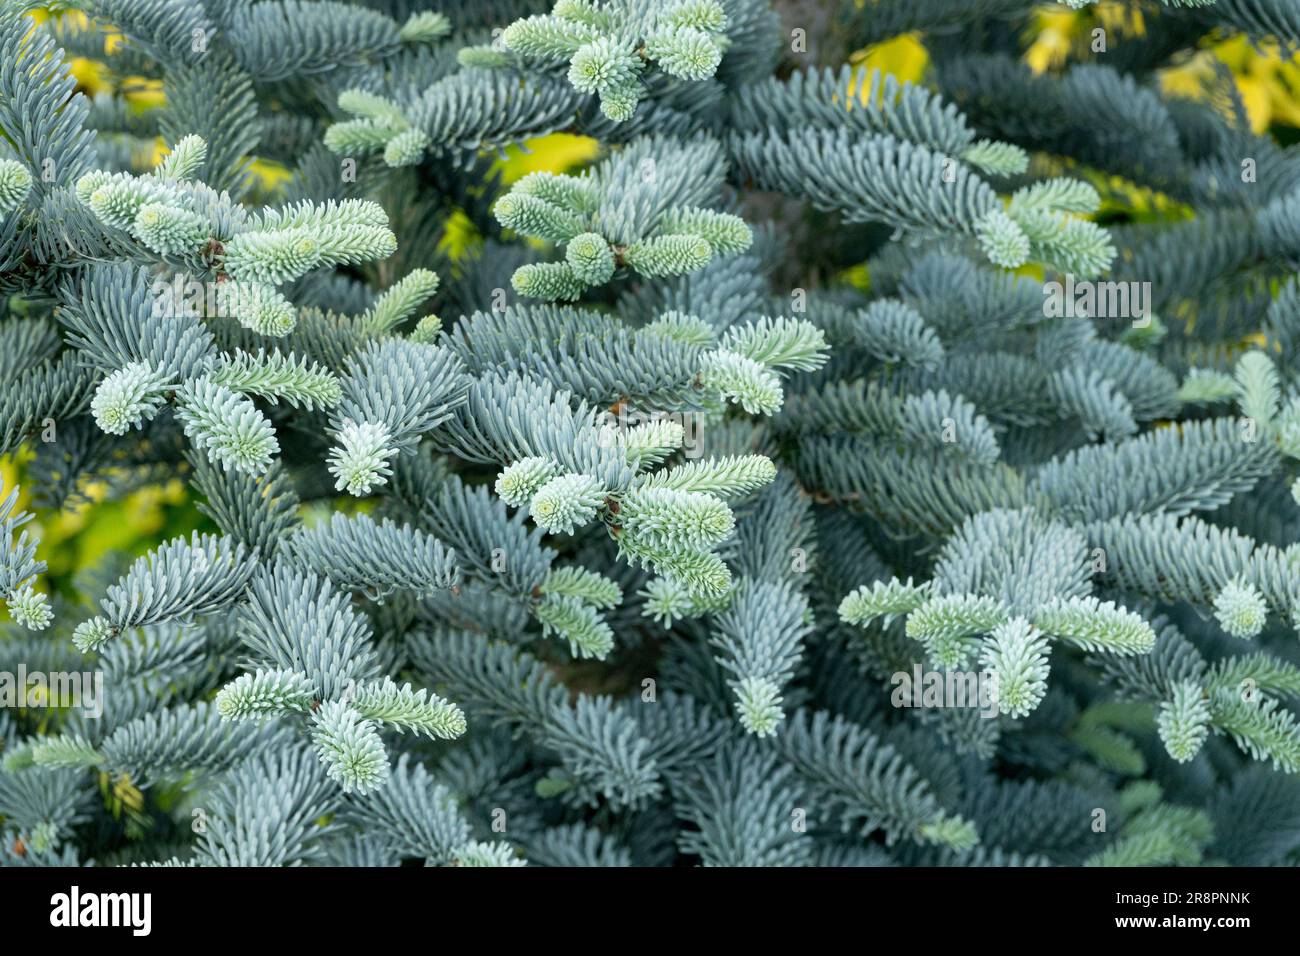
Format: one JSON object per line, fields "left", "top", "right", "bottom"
{"left": 4, "top": 1, "right": 1300, "bottom": 624}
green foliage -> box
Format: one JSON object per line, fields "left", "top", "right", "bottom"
{"left": 2, "top": 0, "right": 1300, "bottom": 873}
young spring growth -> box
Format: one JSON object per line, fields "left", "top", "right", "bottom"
{"left": 536, "top": 593, "right": 615, "bottom": 659}
{"left": 498, "top": 159, "right": 753, "bottom": 300}
{"left": 643, "top": 310, "right": 717, "bottom": 346}
{"left": 384, "top": 128, "right": 432, "bottom": 167}
{"left": 639, "top": 574, "right": 731, "bottom": 626}
{"left": 530, "top": 473, "right": 606, "bottom": 535}
{"left": 1234, "top": 350, "right": 1280, "bottom": 428}
{"left": 6, "top": 582, "right": 52, "bottom": 631}
{"left": 221, "top": 232, "right": 323, "bottom": 286}
{"left": 918, "top": 814, "right": 979, "bottom": 853}
{"left": 697, "top": 316, "right": 828, "bottom": 415}
{"left": 657, "top": 208, "right": 752, "bottom": 256}
{"left": 208, "top": 350, "right": 342, "bottom": 411}
{"left": 494, "top": 192, "right": 586, "bottom": 245}
{"left": 17, "top": 736, "right": 100, "bottom": 772}
{"left": 225, "top": 281, "right": 297, "bottom": 337}
{"left": 72, "top": 617, "right": 115, "bottom": 654}
{"left": 310, "top": 700, "right": 391, "bottom": 795}
{"left": 325, "top": 338, "right": 467, "bottom": 496}
{"left": 623, "top": 234, "right": 713, "bottom": 277}
{"left": 975, "top": 208, "right": 1030, "bottom": 269}
{"left": 216, "top": 669, "right": 318, "bottom": 719}
{"left": 74, "top": 137, "right": 219, "bottom": 256}
{"left": 1032, "top": 596, "right": 1155, "bottom": 655}
{"left": 838, "top": 578, "right": 931, "bottom": 629}
{"left": 619, "top": 417, "right": 686, "bottom": 470}
{"left": 79, "top": 170, "right": 184, "bottom": 232}
{"left": 398, "top": 10, "right": 452, "bottom": 43}
{"left": 1274, "top": 404, "right": 1300, "bottom": 459}
{"left": 501, "top": 11, "right": 602, "bottom": 58}
{"left": 618, "top": 486, "right": 735, "bottom": 554}
{"left": 359, "top": 269, "right": 441, "bottom": 337}
{"left": 700, "top": 350, "right": 783, "bottom": 415}
{"left": 534, "top": 567, "right": 621, "bottom": 658}
{"left": 566, "top": 232, "right": 617, "bottom": 284}
{"left": 73, "top": 168, "right": 111, "bottom": 205}
{"left": 735, "top": 675, "right": 784, "bottom": 737}
{"left": 0, "top": 159, "right": 33, "bottom": 214}
{"left": 906, "top": 593, "right": 1009, "bottom": 668}
{"left": 719, "top": 316, "right": 830, "bottom": 373}
{"left": 132, "top": 203, "right": 209, "bottom": 256}
{"left": 661, "top": 0, "right": 728, "bottom": 31}
{"left": 324, "top": 89, "right": 414, "bottom": 160}
{"left": 452, "top": 841, "right": 527, "bottom": 867}
{"left": 567, "top": 37, "right": 638, "bottom": 96}
{"left": 90, "top": 362, "right": 172, "bottom": 435}
{"left": 1177, "top": 368, "right": 1237, "bottom": 406}
{"left": 960, "top": 139, "right": 1029, "bottom": 177}
{"left": 541, "top": 566, "right": 623, "bottom": 609}
{"left": 655, "top": 548, "right": 732, "bottom": 599}
{"left": 496, "top": 457, "right": 562, "bottom": 508}
{"left": 511, "top": 262, "right": 590, "bottom": 302}
{"left": 328, "top": 420, "right": 398, "bottom": 496}
{"left": 336, "top": 89, "right": 409, "bottom": 125}
{"left": 501, "top": 0, "right": 728, "bottom": 122}
{"left": 409, "top": 315, "right": 443, "bottom": 344}
{"left": 640, "top": 576, "right": 694, "bottom": 627}
{"left": 980, "top": 617, "right": 1050, "bottom": 719}
{"left": 1002, "top": 178, "right": 1115, "bottom": 276}
{"left": 567, "top": 36, "right": 644, "bottom": 121}
{"left": 514, "top": 170, "right": 599, "bottom": 214}
{"left": 152, "top": 134, "right": 208, "bottom": 181}
{"left": 633, "top": 454, "right": 776, "bottom": 499}
{"left": 1213, "top": 578, "right": 1267, "bottom": 639}
{"left": 175, "top": 378, "right": 279, "bottom": 475}
{"left": 222, "top": 200, "right": 397, "bottom": 286}
{"left": 1157, "top": 681, "right": 1211, "bottom": 763}
{"left": 645, "top": 23, "right": 722, "bottom": 81}
{"left": 348, "top": 677, "right": 466, "bottom": 740}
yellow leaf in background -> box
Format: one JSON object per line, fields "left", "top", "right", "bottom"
{"left": 49, "top": 501, "right": 92, "bottom": 537}
{"left": 249, "top": 158, "right": 293, "bottom": 191}
{"left": 498, "top": 133, "right": 601, "bottom": 183}
{"left": 1025, "top": 11, "right": 1077, "bottom": 75}
{"left": 1235, "top": 75, "right": 1273, "bottom": 133}
{"left": 851, "top": 33, "right": 928, "bottom": 84}
{"left": 69, "top": 57, "right": 110, "bottom": 94}
{"left": 1160, "top": 55, "right": 1211, "bottom": 100}
{"left": 841, "top": 263, "right": 870, "bottom": 292}
{"left": 1215, "top": 33, "right": 1252, "bottom": 72}
{"left": 145, "top": 136, "right": 166, "bottom": 168}
{"left": 1094, "top": 2, "right": 1145, "bottom": 38}
{"left": 122, "top": 78, "right": 165, "bottom": 110}
{"left": 0, "top": 458, "right": 18, "bottom": 502}
{"left": 439, "top": 208, "right": 475, "bottom": 261}
{"left": 160, "top": 478, "right": 188, "bottom": 505}
{"left": 1244, "top": 49, "right": 1300, "bottom": 129}
{"left": 1269, "top": 83, "right": 1300, "bottom": 128}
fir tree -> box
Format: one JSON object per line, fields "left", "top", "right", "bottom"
{"left": 1, "top": 0, "right": 1300, "bottom": 869}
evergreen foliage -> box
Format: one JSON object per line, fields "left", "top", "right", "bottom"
{"left": 2, "top": 0, "right": 1300, "bottom": 870}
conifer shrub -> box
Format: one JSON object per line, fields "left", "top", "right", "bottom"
{"left": 2, "top": 0, "right": 1300, "bottom": 868}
